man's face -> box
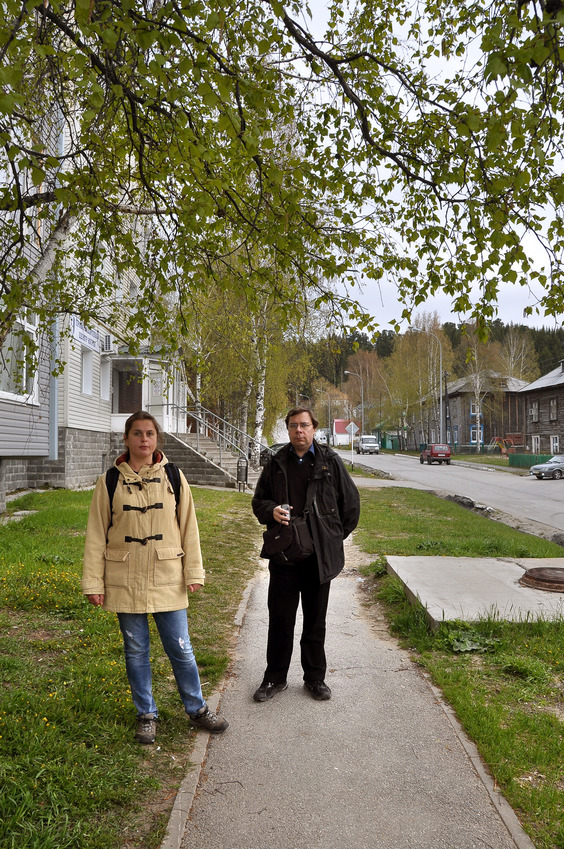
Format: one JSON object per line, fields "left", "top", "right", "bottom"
{"left": 287, "top": 412, "right": 316, "bottom": 456}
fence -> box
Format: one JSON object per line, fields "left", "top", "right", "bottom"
{"left": 509, "top": 454, "right": 552, "bottom": 470}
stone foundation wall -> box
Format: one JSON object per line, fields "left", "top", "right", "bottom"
{"left": 28, "top": 429, "right": 113, "bottom": 490}
{"left": 0, "top": 429, "right": 114, "bottom": 512}
{"left": 0, "top": 427, "right": 240, "bottom": 515}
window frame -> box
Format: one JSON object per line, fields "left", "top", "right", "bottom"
{"left": 0, "top": 314, "right": 40, "bottom": 405}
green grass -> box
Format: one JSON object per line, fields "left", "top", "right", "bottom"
{"left": 455, "top": 452, "right": 521, "bottom": 470}
{"left": 355, "top": 487, "right": 564, "bottom": 849}
{"left": 4, "top": 484, "right": 564, "bottom": 848}
{"left": 354, "top": 486, "right": 563, "bottom": 558}
{"left": 0, "top": 487, "right": 261, "bottom": 849}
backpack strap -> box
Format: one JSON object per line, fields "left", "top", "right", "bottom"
{"left": 164, "top": 462, "right": 181, "bottom": 510}
{"left": 105, "top": 462, "right": 181, "bottom": 515}
{"left": 105, "top": 466, "right": 120, "bottom": 514}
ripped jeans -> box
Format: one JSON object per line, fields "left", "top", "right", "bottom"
{"left": 117, "top": 610, "right": 205, "bottom": 717}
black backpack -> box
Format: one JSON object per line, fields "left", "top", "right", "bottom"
{"left": 105, "top": 463, "right": 181, "bottom": 514}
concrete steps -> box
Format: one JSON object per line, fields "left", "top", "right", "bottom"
{"left": 162, "top": 433, "right": 260, "bottom": 491}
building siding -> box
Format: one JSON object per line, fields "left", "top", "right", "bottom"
{"left": 59, "top": 330, "right": 112, "bottom": 432}
{"left": 0, "top": 345, "right": 50, "bottom": 456}
{"left": 522, "top": 387, "right": 564, "bottom": 452}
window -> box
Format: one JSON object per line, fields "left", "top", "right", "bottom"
{"left": 470, "top": 401, "right": 480, "bottom": 417}
{"left": 81, "top": 348, "right": 93, "bottom": 395}
{"left": 470, "top": 425, "right": 484, "bottom": 444}
{"left": 531, "top": 401, "right": 539, "bottom": 423}
{"left": 550, "top": 398, "right": 558, "bottom": 420}
{"left": 453, "top": 425, "right": 459, "bottom": 444}
{"left": 532, "top": 434, "right": 540, "bottom": 453}
{"left": 551, "top": 435, "right": 559, "bottom": 454}
{"left": 0, "top": 315, "right": 39, "bottom": 402}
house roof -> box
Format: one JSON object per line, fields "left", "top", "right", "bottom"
{"left": 447, "top": 371, "right": 528, "bottom": 395}
{"left": 519, "top": 361, "right": 564, "bottom": 393}
{"left": 333, "top": 418, "right": 358, "bottom": 434}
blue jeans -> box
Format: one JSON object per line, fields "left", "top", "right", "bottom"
{"left": 117, "top": 609, "right": 205, "bottom": 717}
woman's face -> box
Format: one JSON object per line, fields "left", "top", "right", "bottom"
{"left": 124, "top": 419, "right": 158, "bottom": 468}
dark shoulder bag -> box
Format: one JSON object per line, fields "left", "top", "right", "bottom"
{"left": 262, "top": 483, "right": 316, "bottom": 564}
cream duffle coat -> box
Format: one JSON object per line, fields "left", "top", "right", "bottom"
{"left": 82, "top": 452, "right": 205, "bottom": 613}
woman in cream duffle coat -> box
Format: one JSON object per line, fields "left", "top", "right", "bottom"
{"left": 82, "top": 410, "right": 228, "bottom": 744}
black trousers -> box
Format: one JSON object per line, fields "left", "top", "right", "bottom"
{"left": 262, "top": 554, "right": 331, "bottom": 685}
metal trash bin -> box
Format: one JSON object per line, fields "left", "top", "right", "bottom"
{"left": 237, "top": 456, "right": 248, "bottom": 491}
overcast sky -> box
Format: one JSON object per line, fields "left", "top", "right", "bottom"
{"left": 303, "top": 1, "right": 562, "bottom": 332}
{"left": 351, "top": 274, "right": 561, "bottom": 332}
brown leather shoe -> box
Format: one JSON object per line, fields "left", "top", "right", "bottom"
{"left": 189, "top": 705, "right": 229, "bottom": 733}
{"left": 135, "top": 713, "right": 157, "bottom": 744}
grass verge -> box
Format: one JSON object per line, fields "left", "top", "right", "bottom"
{"left": 3, "top": 483, "right": 564, "bottom": 848}
{"left": 355, "top": 487, "right": 564, "bottom": 849}
{"left": 0, "top": 487, "right": 261, "bottom": 849}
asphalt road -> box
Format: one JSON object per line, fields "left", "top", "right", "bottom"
{"left": 338, "top": 448, "right": 564, "bottom": 535}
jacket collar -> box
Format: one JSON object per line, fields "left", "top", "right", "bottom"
{"left": 274, "top": 440, "right": 333, "bottom": 473}
{"left": 114, "top": 450, "right": 166, "bottom": 481}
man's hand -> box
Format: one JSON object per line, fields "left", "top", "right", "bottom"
{"left": 273, "top": 505, "right": 292, "bottom": 525}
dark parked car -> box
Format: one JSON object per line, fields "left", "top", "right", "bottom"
{"left": 529, "top": 455, "right": 564, "bottom": 479}
{"left": 420, "top": 443, "right": 451, "bottom": 465}
{"left": 259, "top": 442, "right": 287, "bottom": 466}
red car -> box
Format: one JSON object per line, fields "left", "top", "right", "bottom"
{"left": 420, "top": 443, "right": 451, "bottom": 465}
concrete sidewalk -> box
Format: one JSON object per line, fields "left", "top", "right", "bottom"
{"left": 162, "top": 557, "right": 535, "bottom": 849}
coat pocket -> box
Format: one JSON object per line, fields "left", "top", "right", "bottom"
{"left": 154, "top": 547, "right": 185, "bottom": 587}
{"left": 104, "top": 549, "right": 131, "bottom": 588}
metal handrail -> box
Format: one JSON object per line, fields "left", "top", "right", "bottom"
{"left": 169, "top": 403, "right": 264, "bottom": 468}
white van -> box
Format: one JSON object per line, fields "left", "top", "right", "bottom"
{"left": 355, "top": 435, "right": 379, "bottom": 454}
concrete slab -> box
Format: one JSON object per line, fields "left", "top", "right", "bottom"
{"left": 386, "top": 556, "right": 564, "bottom": 626}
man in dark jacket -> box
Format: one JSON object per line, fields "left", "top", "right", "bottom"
{"left": 252, "top": 407, "right": 360, "bottom": 703}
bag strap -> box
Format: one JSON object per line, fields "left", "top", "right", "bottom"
{"left": 106, "top": 466, "right": 119, "bottom": 514}
{"left": 302, "top": 477, "right": 318, "bottom": 517}
{"left": 164, "top": 462, "right": 182, "bottom": 513}
{"left": 106, "top": 462, "right": 181, "bottom": 515}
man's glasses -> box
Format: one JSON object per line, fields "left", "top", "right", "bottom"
{"left": 288, "top": 422, "right": 313, "bottom": 430}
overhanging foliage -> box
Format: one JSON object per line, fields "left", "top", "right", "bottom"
{"left": 1, "top": 0, "right": 563, "bottom": 361}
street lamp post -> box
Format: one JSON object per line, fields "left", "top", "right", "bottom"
{"left": 344, "top": 370, "right": 364, "bottom": 435}
{"left": 413, "top": 328, "right": 443, "bottom": 444}
{"left": 315, "top": 389, "right": 332, "bottom": 443}
{"left": 292, "top": 387, "right": 311, "bottom": 406}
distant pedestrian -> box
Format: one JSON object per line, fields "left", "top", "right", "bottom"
{"left": 82, "top": 410, "right": 228, "bottom": 743}
{"left": 252, "top": 407, "right": 360, "bottom": 702}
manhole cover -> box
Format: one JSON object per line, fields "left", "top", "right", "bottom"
{"left": 519, "top": 567, "right": 564, "bottom": 593}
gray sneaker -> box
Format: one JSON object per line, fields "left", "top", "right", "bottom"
{"left": 135, "top": 713, "right": 157, "bottom": 744}
{"left": 189, "top": 705, "right": 229, "bottom": 734}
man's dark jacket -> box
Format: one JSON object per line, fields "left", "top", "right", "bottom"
{"left": 252, "top": 441, "right": 360, "bottom": 584}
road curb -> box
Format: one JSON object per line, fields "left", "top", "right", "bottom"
{"left": 423, "top": 673, "right": 536, "bottom": 849}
